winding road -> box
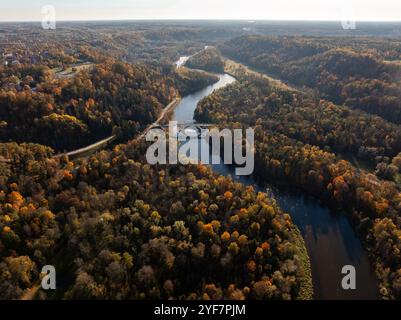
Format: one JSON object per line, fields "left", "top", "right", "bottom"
{"left": 53, "top": 97, "right": 180, "bottom": 160}
{"left": 52, "top": 46, "right": 210, "bottom": 160}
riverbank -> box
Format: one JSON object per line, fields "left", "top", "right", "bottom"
{"left": 292, "top": 225, "right": 314, "bottom": 300}
{"left": 172, "top": 66, "right": 314, "bottom": 300}
{"left": 218, "top": 57, "right": 384, "bottom": 299}
{"left": 223, "top": 57, "right": 300, "bottom": 93}
{"left": 184, "top": 53, "right": 380, "bottom": 299}
{"left": 52, "top": 97, "right": 181, "bottom": 161}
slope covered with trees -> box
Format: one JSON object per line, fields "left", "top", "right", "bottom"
{"left": 171, "top": 66, "right": 219, "bottom": 96}
{"left": 197, "top": 70, "right": 401, "bottom": 171}
{"left": 196, "top": 73, "right": 401, "bottom": 299}
{"left": 186, "top": 48, "right": 225, "bottom": 73}
{"left": 0, "top": 139, "right": 312, "bottom": 300}
{"left": 3, "top": 21, "right": 401, "bottom": 301}
{"left": 220, "top": 36, "right": 401, "bottom": 124}
{"left": 0, "top": 58, "right": 218, "bottom": 152}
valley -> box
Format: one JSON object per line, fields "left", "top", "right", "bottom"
{"left": 0, "top": 20, "right": 401, "bottom": 301}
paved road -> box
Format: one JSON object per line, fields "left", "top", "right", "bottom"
{"left": 175, "top": 46, "right": 209, "bottom": 69}
{"left": 54, "top": 135, "right": 116, "bottom": 159}
{"left": 137, "top": 98, "right": 180, "bottom": 140}
{"left": 53, "top": 97, "right": 180, "bottom": 159}
{"left": 53, "top": 62, "right": 94, "bottom": 79}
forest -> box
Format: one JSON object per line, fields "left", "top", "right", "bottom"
{"left": 186, "top": 47, "right": 225, "bottom": 73}
{"left": 220, "top": 36, "right": 401, "bottom": 124}
{"left": 0, "top": 23, "right": 314, "bottom": 300}
{"left": 1, "top": 21, "right": 401, "bottom": 301}
{"left": 198, "top": 68, "right": 401, "bottom": 174}
{"left": 0, "top": 139, "right": 311, "bottom": 299}
{"left": 196, "top": 71, "right": 401, "bottom": 299}
{"left": 0, "top": 53, "right": 217, "bottom": 151}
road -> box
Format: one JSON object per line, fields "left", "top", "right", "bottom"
{"left": 52, "top": 47, "right": 210, "bottom": 159}
{"left": 53, "top": 97, "right": 180, "bottom": 159}
{"left": 175, "top": 46, "right": 210, "bottom": 69}
{"left": 137, "top": 98, "right": 180, "bottom": 140}
{"left": 54, "top": 135, "right": 116, "bottom": 159}
{"left": 53, "top": 62, "right": 94, "bottom": 79}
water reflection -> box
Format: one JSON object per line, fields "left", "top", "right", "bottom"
{"left": 171, "top": 69, "right": 379, "bottom": 299}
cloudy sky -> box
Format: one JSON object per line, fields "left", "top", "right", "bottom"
{"left": 0, "top": 0, "right": 400, "bottom": 22}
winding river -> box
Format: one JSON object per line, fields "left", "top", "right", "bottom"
{"left": 172, "top": 60, "right": 380, "bottom": 299}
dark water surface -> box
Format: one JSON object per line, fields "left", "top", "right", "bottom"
{"left": 172, "top": 70, "right": 379, "bottom": 299}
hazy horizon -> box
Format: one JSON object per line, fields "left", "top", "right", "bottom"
{"left": 3, "top": 18, "right": 401, "bottom": 23}
{"left": 1, "top": 0, "right": 401, "bottom": 22}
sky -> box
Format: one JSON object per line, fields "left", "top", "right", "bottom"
{"left": 0, "top": 0, "right": 400, "bottom": 22}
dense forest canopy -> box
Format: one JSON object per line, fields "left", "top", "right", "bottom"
{"left": 196, "top": 70, "right": 401, "bottom": 299}
{"left": 0, "top": 139, "right": 312, "bottom": 300}
{"left": 1, "top": 21, "right": 401, "bottom": 301}
{"left": 0, "top": 22, "right": 314, "bottom": 300}
{"left": 0, "top": 55, "right": 217, "bottom": 151}
{"left": 186, "top": 47, "right": 225, "bottom": 73}
{"left": 220, "top": 36, "right": 401, "bottom": 124}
